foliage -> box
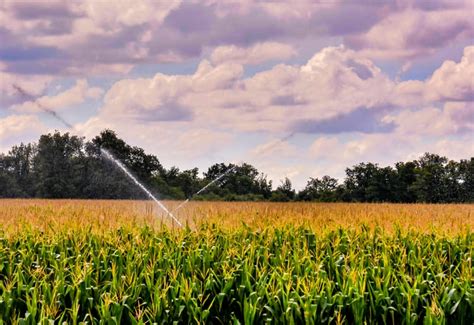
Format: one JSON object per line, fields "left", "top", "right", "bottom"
{"left": 271, "top": 178, "right": 295, "bottom": 202}
{"left": 0, "top": 130, "right": 472, "bottom": 203}
{"left": 298, "top": 176, "right": 339, "bottom": 202}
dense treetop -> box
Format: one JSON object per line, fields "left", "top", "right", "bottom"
{"left": 1, "top": 130, "right": 472, "bottom": 203}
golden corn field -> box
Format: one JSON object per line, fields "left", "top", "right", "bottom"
{"left": 0, "top": 200, "right": 473, "bottom": 324}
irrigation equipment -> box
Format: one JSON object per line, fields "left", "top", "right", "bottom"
{"left": 13, "top": 85, "right": 181, "bottom": 227}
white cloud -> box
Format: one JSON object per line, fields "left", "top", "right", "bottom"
{"left": 1, "top": 0, "right": 471, "bottom": 77}
{"left": 308, "top": 131, "right": 473, "bottom": 179}
{"left": 425, "top": 46, "right": 474, "bottom": 101}
{"left": 0, "top": 72, "right": 53, "bottom": 107}
{"left": 347, "top": 7, "right": 474, "bottom": 60}
{"left": 83, "top": 45, "right": 396, "bottom": 136}
{"left": 3, "top": 44, "right": 471, "bottom": 189}
{"left": 0, "top": 114, "right": 46, "bottom": 151}
{"left": 210, "top": 42, "right": 297, "bottom": 65}
{"left": 81, "top": 44, "right": 472, "bottom": 141}
{"left": 383, "top": 102, "right": 473, "bottom": 136}
{"left": 11, "top": 79, "right": 103, "bottom": 113}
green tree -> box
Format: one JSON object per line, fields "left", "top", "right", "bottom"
{"left": 298, "top": 176, "right": 339, "bottom": 202}
{"left": 33, "top": 132, "right": 85, "bottom": 198}
{"left": 344, "top": 163, "right": 379, "bottom": 202}
{"left": 204, "top": 163, "right": 271, "bottom": 200}
{"left": 0, "top": 153, "right": 23, "bottom": 197}
{"left": 458, "top": 158, "right": 474, "bottom": 202}
{"left": 6, "top": 143, "right": 37, "bottom": 197}
{"left": 412, "top": 153, "right": 449, "bottom": 203}
{"left": 394, "top": 161, "right": 417, "bottom": 202}
{"left": 91, "top": 129, "right": 165, "bottom": 181}
{"left": 271, "top": 177, "right": 295, "bottom": 201}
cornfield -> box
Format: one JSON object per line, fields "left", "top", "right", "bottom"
{"left": 0, "top": 200, "right": 473, "bottom": 324}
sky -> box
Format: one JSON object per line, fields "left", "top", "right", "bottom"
{"left": 0, "top": 0, "right": 473, "bottom": 189}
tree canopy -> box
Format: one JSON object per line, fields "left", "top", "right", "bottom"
{"left": 1, "top": 130, "right": 472, "bottom": 203}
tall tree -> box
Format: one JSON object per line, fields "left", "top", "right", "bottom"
{"left": 272, "top": 177, "right": 295, "bottom": 201}
{"left": 0, "top": 153, "right": 23, "bottom": 197}
{"left": 204, "top": 163, "right": 272, "bottom": 199}
{"left": 411, "top": 153, "right": 449, "bottom": 203}
{"left": 458, "top": 158, "right": 474, "bottom": 202}
{"left": 298, "top": 176, "right": 339, "bottom": 202}
{"left": 6, "top": 143, "right": 37, "bottom": 197}
{"left": 344, "top": 163, "right": 379, "bottom": 202}
{"left": 34, "top": 132, "right": 85, "bottom": 198}
{"left": 394, "top": 161, "right": 417, "bottom": 202}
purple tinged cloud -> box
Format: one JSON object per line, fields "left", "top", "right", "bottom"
{"left": 1, "top": 0, "right": 473, "bottom": 186}
{"left": 291, "top": 107, "right": 396, "bottom": 134}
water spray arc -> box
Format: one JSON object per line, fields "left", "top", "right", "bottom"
{"left": 171, "top": 164, "right": 238, "bottom": 214}
{"left": 12, "top": 84, "right": 296, "bottom": 229}
{"left": 171, "top": 132, "right": 296, "bottom": 213}
{"left": 100, "top": 148, "right": 182, "bottom": 228}
{"left": 13, "top": 84, "right": 180, "bottom": 227}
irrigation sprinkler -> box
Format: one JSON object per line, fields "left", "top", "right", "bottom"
{"left": 171, "top": 132, "right": 296, "bottom": 214}
{"left": 171, "top": 164, "right": 238, "bottom": 214}
{"left": 13, "top": 84, "right": 181, "bottom": 228}
{"left": 100, "top": 148, "right": 182, "bottom": 228}
{"left": 12, "top": 84, "right": 296, "bottom": 229}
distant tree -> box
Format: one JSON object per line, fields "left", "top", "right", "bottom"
{"left": 271, "top": 177, "right": 295, "bottom": 201}
{"left": 91, "top": 129, "right": 165, "bottom": 181}
{"left": 344, "top": 163, "right": 379, "bottom": 202}
{"left": 7, "top": 143, "right": 37, "bottom": 197}
{"left": 157, "top": 167, "right": 201, "bottom": 199}
{"left": 204, "top": 163, "right": 272, "bottom": 199}
{"left": 443, "top": 160, "right": 462, "bottom": 203}
{"left": 411, "top": 153, "right": 449, "bottom": 203}
{"left": 177, "top": 168, "right": 201, "bottom": 198}
{"left": 458, "top": 158, "right": 474, "bottom": 202}
{"left": 87, "top": 129, "right": 170, "bottom": 199}
{"left": 33, "top": 132, "right": 85, "bottom": 198}
{"left": 0, "top": 130, "right": 472, "bottom": 203}
{"left": 393, "top": 161, "right": 417, "bottom": 202}
{"left": 365, "top": 166, "right": 397, "bottom": 202}
{"left": 342, "top": 163, "right": 401, "bottom": 202}
{"left": 0, "top": 172, "right": 23, "bottom": 197}
{"left": 91, "top": 129, "right": 130, "bottom": 161}
{"left": 298, "top": 176, "right": 339, "bottom": 202}
{"left": 0, "top": 153, "right": 23, "bottom": 197}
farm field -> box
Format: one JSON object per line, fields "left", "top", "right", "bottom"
{"left": 0, "top": 200, "right": 473, "bottom": 324}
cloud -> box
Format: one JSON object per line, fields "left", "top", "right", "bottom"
{"left": 86, "top": 45, "right": 398, "bottom": 136}
{"left": 292, "top": 106, "right": 396, "bottom": 134}
{"left": 390, "top": 46, "right": 474, "bottom": 105}
{"left": 425, "top": 46, "right": 474, "bottom": 101}
{"left": 0, "top": 114, "right": 46, "bottom": 151}
{"left": 80, "top": 44, "right": 473, "bottom": 139}
{"left": 309, "top": 131, "right": 473, "bottom": 178}
{"left": 2, "top": 0, "right": 470, "bottom": 76}
{"left": 210, "top": 42, "right": 296, "bottom": 65}
{"left": 88, "top": 58, "right": 246, "bottom": 126}
{"left": 383, "top": 102, "right": 474, "bottom": 136}
{"left": 346, "top": 6, "right": 474, "bottom": 60}
{"left": 250, "top": 135, "right": 297, "bottom": 159}
{"left": 0, "top": 72, "right": 53, "bottom": 107}
{"left": 11, "top": 79, "right": 103, "bottom": 113}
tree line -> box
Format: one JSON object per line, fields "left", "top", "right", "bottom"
{"left": 1, "top": 130, "right": 472, "bottom": 203}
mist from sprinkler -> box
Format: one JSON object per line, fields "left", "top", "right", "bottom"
{"left": 12, "top": 84, "right": 181, "bottom": 228}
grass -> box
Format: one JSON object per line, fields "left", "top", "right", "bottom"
{"left": 0, "top": 200, "right": 473, "bottom": 324}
